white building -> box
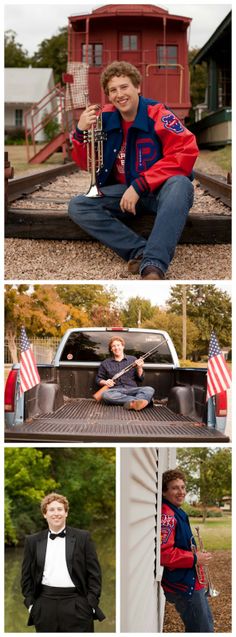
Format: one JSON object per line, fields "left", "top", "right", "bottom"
{"left": 120, "top": 446, "right": 176, "bottom": 633}
{"left": 4, "top": 67, "right": 56, "bottom": 142}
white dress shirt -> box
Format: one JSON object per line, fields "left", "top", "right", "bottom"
{"left": 41, "top": 529, "right": 75, "bottom": 587}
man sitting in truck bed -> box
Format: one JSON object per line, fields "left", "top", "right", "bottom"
{"left": 95, "top": 336, "right": 154, "bottom": 410}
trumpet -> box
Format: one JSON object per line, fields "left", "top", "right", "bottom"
{"left": 190, "top": 526, "right": 219, "bottom": 597}
{"left": 83, "top": 92, "right": 107, "bottom": 197}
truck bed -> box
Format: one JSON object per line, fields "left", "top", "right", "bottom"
{"left": 5, "top": 398, "right": 229, "bottom": 443}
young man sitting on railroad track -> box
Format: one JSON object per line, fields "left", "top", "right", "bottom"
{"left": 94, "top": 336, "right": 155, "bottom": 410}
{"left": 69, "top": 61, "right": 199, "bottom": 280}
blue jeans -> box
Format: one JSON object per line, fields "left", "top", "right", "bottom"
{"left": 68, "top": 176, "right": 194, "bottom": 274}
{"left": 101, "top": 385, "right": 155, "bottom": 406}
{"left": 165, "top": 588, "right": 214, "bottom": 632}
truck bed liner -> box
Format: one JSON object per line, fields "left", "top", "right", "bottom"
{"left": 5, "top": 399, "right": 229, "bottom": 442}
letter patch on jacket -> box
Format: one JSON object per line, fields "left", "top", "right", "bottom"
{"left": 161, "top": 114, "right": 184, "bottom": 134}
{"left": 136, "top": 139, "right": 158, "bottom": 171}
{"left": 161, "top": 513, "right": 175, "bottom": 544}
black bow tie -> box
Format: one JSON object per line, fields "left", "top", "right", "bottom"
{"left": 49, "top": 529, "right": 66, "bottom": 540}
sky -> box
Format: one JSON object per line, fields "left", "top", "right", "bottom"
{"left": 4, "top": 1, "right": 231, "bottom": 56}
{"left": 105, "top": 280, "right": 232, "bottom": 307}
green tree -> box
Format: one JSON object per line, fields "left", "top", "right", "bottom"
{"left": 56, "top": 284, "right": 118, "bottom": 314}
{"left": 5, "top": 30, "right": 30, "bottom": 67}
{"left": 143, "top": 307, "right": 199, "bottom": 359}
{"left": 46, "top": 448, "right": 115, "bottom": 533}
{"left": 189, "top": 48, "right": 208, "bottom": 124}
{"left": 5, "top": 448, "right": 57, "bottom": 544}
{"left": 167, "top": 285, "right": 231, "bottom": 358}
{"left": 31, "top": 27, "right": 68, "bottom": 84}
{"left": 177, "top": 448, "right": 231, "bottom": 520}
{"left": 120, "top": 296, "right": 155, "bottom": 327}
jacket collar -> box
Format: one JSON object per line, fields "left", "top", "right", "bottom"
{"left": 162, "top": 497, "right": 188, "bottom": 522}
{"left": 105, "top": 96, "right": 149, "bottom": 132}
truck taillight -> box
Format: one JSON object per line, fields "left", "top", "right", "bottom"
{"left": 215, "top": 391, "right": 227, "bottom": 417}
{"left": 5, "top": 370, "right": 18, "bottom": 412}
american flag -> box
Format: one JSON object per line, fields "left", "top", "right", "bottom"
{"left": 206, "top": 331, "right": 231, "bottom": 401}
{"left": 19, "top": 327, "right": 40, "bottom": 394}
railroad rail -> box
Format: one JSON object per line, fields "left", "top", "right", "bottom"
{"left": 5, "top": 162, "right": 231, "bottom": 244}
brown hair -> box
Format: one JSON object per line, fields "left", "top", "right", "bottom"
{"left": 108, "top": 336, "right": 125, "bottom": 353}
{"left": 101, "top": 61, "right": 142, "bottom": 95}
{"left": 40, "top": 493, "right": 69, "bottom": 515}
{"left": 162, "top": 469, "right": 186, "bottom": 493}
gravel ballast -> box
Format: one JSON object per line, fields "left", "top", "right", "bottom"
{"left": 5, "top": 168, "right": 231, "bottom": 281}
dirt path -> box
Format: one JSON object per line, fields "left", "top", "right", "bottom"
{"left": 163, "top": 550, "right": 231, "bottom": 632}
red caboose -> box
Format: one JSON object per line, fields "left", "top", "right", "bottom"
{"left": 68, "top": 3, "right": 192, "bottom": 121}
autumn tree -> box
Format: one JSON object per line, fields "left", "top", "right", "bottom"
{"left": 4, "top": 285, "right": 89, "bottom": 362}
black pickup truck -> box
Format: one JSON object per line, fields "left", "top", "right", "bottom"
{"left": 5, "top": 328, "right": 229, "bottom": 442}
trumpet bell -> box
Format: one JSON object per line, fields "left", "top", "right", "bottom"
{"left": 207, "top": 587, "right": 220, "bottom": 598}
{"left": 85, "top": 184, "right": 102, "bottom": 198}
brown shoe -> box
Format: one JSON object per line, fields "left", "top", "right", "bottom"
{"left": 127, "top": 254, "right": 143, "bottom": 274}
{"left": 124, "top": 399, "right": 149, "bottom": 411}
{"left": 141, "top": 266, "right": 164, "bottom": 280}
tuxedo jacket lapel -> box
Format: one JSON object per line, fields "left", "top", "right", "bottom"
{"left": 36, "top": 530, "right": 48, "bottom": 579}
{"left": 65, "top": 528, "right": 76, "bottom": 578}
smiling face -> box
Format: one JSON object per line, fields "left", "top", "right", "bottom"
{"left": 110, "top": 339, "right": 125, "bottom": 360}
{"left": 162, "top": 478, "right": 186, "bottom": 508}
{"left": 43, "top": 499, "right": 68, "bottom": 532}
{"left": 107, "top": 75, "right": 140, "bottom": 121}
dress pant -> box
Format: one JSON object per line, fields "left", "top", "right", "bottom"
{"left": 31, "top": 586, "right": 94, "bottom": 633}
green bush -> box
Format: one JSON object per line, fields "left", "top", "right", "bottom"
{"left": 182, "top": 502, "right": 223, "bottom": 518}
{"left": 43, "top": 116, "right": 60, "bottom": 141}
{"left": 5, "top": 128, "right": 25, "bottom": 145}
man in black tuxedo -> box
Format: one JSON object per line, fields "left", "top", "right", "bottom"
{"left": 21, "top": 492, "right": 105, "bottom": 632}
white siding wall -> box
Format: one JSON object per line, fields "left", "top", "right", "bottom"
{"left": 120, "top": 447, "right": 176, "bottom": 633}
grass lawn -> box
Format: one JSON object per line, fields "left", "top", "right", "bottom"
{"left": 5, "top": 144, "right": 65, "bottom": 175}
{"left": 189, "top": 516, "right": 231, "bottom": 550}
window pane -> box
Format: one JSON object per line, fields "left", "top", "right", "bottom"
{"left": 130, "top": 35, "right": 138, "bottom": 50}
{"left": 122, "top": 35, "right": 138, "bottom": 51}
{"left": 82, "top": 44, "right": 92, "bottom": 64}
{"left": 122, "top": 35, "right": 130, "bottom": 50}
{"left": 60, "top": 330, "right": 173, "bottom": 364}
{"left": 157, "top": 45, "right": 177, "bottom": 68}
{"left": 94, "top": 44, "right": 102, "bottom": 66}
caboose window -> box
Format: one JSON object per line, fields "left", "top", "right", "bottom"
{"left": 157, "top": 45, "right": 178, "bottom": 69}
{"left": 122, "top": 35, "right": 138, "bottom": 51}
{"left": 82, "top": 44, "right": 103, "bottom": 66}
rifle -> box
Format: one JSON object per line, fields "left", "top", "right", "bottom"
{"left": 93, "top": 338, "right": 167, "bottom": 402}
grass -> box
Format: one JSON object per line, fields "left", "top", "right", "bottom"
{"left": 5, "top": 144, "right": 64, "bottom": 175}
{"left": 6, "top": 143, "right": 232, "bottom": 176}
{"left": 189, "top": 516, "right": 231, "bottom": 550}
{"left": 211, "top": 146, "right": 231, "bottom": 172}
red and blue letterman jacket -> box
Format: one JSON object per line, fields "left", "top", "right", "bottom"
{"left": 161, "top": 498, "right": 204, "bottom": 597}
{"left": 72, "top": 95, "right": 199, "bottom": 196}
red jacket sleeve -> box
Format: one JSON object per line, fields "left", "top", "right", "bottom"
{"left": 141, "top": 103, "right": 199, "bottom": 192}
{"left": 161, "top": 505, "right": 195, "bottom": 571}
{"left": 71, "top": 133, "right": 88, "bottom": 170}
